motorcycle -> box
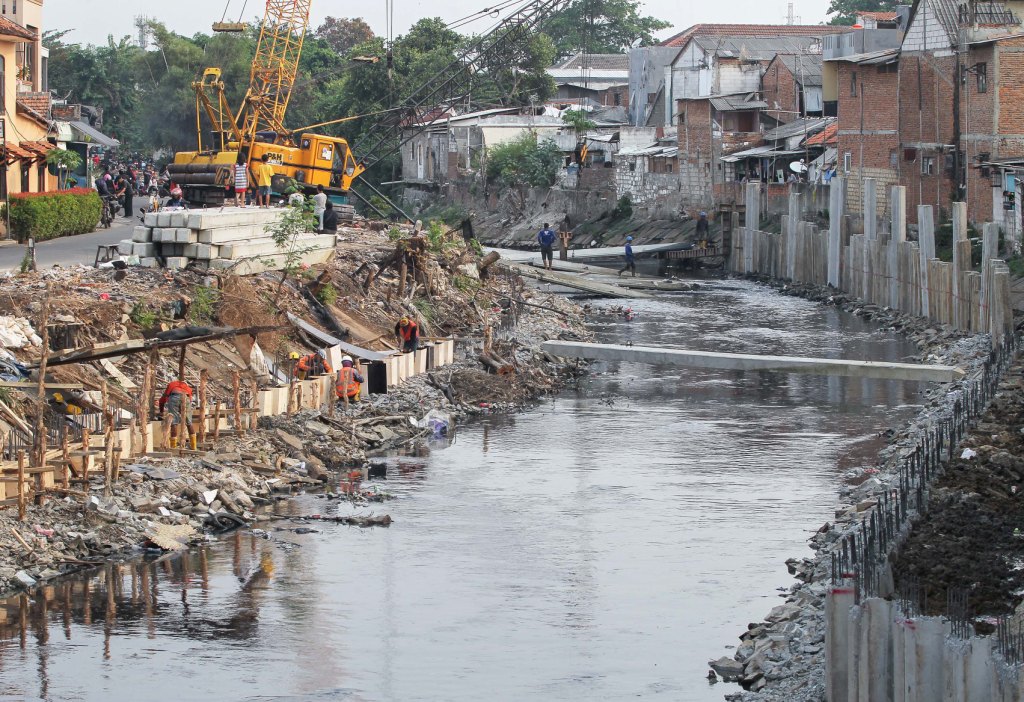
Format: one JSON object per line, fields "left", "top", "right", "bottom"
{"left": 100, "top": 194, "right": 122, "bottom": 228}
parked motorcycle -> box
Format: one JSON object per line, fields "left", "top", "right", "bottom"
{"left": 100, "top": 195, "right": 122, "bottom": 228}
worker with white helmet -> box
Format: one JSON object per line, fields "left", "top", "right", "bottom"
{"left": 335, "top": 355, "right": 365, "bottom": 404}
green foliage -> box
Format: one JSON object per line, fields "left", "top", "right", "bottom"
{"left": 453, "top": 274, "right": 479, "bottom": 292}
{"left": 188, "top": 285, "right": 220, "bottom": 324}
{"left": 129, "top": 302, "right": 158, "bottom": 329}
{"left": 19, "top": 250, "right": 32, "bottom": 274}
{"left": 368, "top": 195, "right": 395, "bottom": 218}
{"left": 486, "top": 133, "right": 563, "bottom": 188}
{"left": 413, "top": 297, "right": 434, "bottom": 322}
{"left": 0, "top": 387, "right": 12, "bottom": 406}
{"left": 317, "top": 282, "right": 339, "bottom": 306}
{"left": 266, "top": 203, "right": 319, "bottom": 289}
{"left": 541, "top": 0, "right": 672, "bottom": 60}
{"left": 826, "top": 0, "right": 899, "bottom": 25}
{"left": 45, "top": 149, "right": 83, "bottom": 189}
{"left": 562, "top": 109, "right": 596, "bottom": 133}
{"left": 313, "top": 17, "right": 375, "bottom": 55}
{"left": 611, "top": 195, "right": 633, "bottom": 220}
{"left": 387, "top": 226, "right": 404, "bottom": 240}
{"left": 426, "top": 220, "right": 446, "bottom": 254}
{"left": 468, "top": 238, "right": 484, "bottom": 256}
{"left": 3, "top": 189, "right": 102, "bottom": 242}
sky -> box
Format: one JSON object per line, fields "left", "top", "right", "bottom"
{"left": 43, "top": 0, "right": 831, "bottom": 47}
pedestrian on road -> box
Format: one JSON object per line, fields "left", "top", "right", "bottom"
{"left": 256, "top": 154, "right": 274, "bottom": 208}
{"left": 313, "top": 184, "right": 328, "bottom": 230}
{"left": 233, "top": 154, "right": 249, "bottom": 207}
{"left": 121, "top": 171, "right": 135, "bottom": 218}
{"left": 335, "top": 355, "right": 365, "bottom": 404}
{"left": 618, "top": 235, "right": 636, "bottom": 277}
{"left": 158, "top": 379, "right": 194, "bottom": 450}
{"left": 395, "top": 316, "right": 419, "bottom": 353}
{"left": 537, "top": 222, "right": 556, "bottom": 270}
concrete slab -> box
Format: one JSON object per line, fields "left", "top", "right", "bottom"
{"left": 117, "top": 239, "right": 133, "bottom": 255}
{"left": 132, "top": 242, "right": 155, "bottom": 257}
{"left": 165, "top": 257, "right": 189, "bottom": 270}
{"left": 132, "top": 226, "right": 152, "bottom": 243}
{"left": 207, "top": 247, "right": 335, "bottom": 274}
{"left": 541, "top": 341, "right": 965, "bottom": 382}
{"left": 218, "top": 233, "right": 336, "bottom": 260}
{"left": 508, "top": 263, "right": 651, "bottom": 299}
{"left": 175, "top": 228, "right": 196, "bottom": 243}
{"left": 143, "top": 212, "right": 159, "bottom": 227}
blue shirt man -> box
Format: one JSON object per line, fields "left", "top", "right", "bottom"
{"left": 537, "top": 223, "right": 557, "bottom": 270}
{"left": 619, "top": 235, "right": 636, "bottom": 277}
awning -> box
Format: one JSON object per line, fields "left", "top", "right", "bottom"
{"left": 68, "top": 121, "right": 120, "bottom": 148}
{"left": 20, "top": 141, "right": 52, "bottom": 159}
{"left": 1, "top": 143, "right": 35, "bottom": 164}
{"left": 720, "top": 145, "right": 777, "bottom": 163}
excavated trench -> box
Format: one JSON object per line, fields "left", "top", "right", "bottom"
{"left": 0, "top": 280, "right": 930, "bottom": 702}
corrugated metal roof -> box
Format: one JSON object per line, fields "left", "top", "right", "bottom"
{"left": 775, "top": 54, "right": 823, "bottom": 86}
{"left": 68, "top": 121, "right": 120, "bottom": 148}
{"left": 660, "top": 23, "right": 850, "bottom": 48}
{"left": 556, "top": 53, "right": 630, "bottom": 71}
{"left": 548, "top": 68, "right": 629, "bottom": 81}
{"left": 762, "top": 117, "right": 834, "bottom": 142}
{"left": 710, "top": 95, "right": 769, "bottom": 111}
{"left": 692, "top": 35, "right": 824, "bottom": 61}
{"left": 824, "top": 48, "right": 899, "bottom": 64}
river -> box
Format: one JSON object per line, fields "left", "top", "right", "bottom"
{"left": 0, "top": 280, "right": 924, "bottom": 702}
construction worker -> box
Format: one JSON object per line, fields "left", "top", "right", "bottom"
{"left": 335, "top": 355, "right": 365, "bottom": 404}
{"left": 537, "top": 222, "right": 556, "bottom": 270}
{"left": 294, "top": 349, "right": 332, "bottom": 380}
{"left": 50, "top": 392, "right": 84, "bottom": 415}
{"left": 618, "top": 236, "right": 636, "bottom": 277}
{"left": 158, "top": 379, "right": 194, "bottom": 450}
{"left": 395, "top": 316, "right": 419, "bottom": 353}
{"left": 695, "top": 211, "right": 710, "bottom": 248}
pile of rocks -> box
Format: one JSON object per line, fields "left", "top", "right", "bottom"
{"left": 118, "top": 206, "right": 336, "bottom": 272}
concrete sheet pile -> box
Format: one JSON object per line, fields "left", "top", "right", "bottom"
{"left": 118, "top": 207, "right": 337, "bottom": 273}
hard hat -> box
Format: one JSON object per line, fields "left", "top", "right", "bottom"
{"left": 342, "top": 355, "right": 353, "bottom": 363}
{"left": 289, "top": 352, "right": 300, "bottom": 360}
{"left": 53, "top": 392, "right": 64, "bottom": 403}
{"left": 626, "top": 236, "right": 633, "bottom": 241}
{"left": 399, "top": 317, "right": 410, "bottom": 325}
{"left": 171, "top": 187, "right": 182, "bottom": 197}
{"left": 317, "top": 349, "right": 326, "bottom": 358}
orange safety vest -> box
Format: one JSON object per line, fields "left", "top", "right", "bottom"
{"left": 398, "top": 321, "right": 418, "bottom": 342}
{"left": 335, "top": 366, "right": 360, "bottom": 398}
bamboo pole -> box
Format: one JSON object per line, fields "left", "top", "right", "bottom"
{"left": 198, "top": 370, "right": 208, "bottom": 446}
{"left": 16, "top": 450, "right": 25, "bottom": 521}
{"left": 81, "top": 427, "right": 91, "bottom": 487}
{"left": 139, "top": 355, "right": 152, "bottom": 454}
{"left": 103, "top": 416, "right": 114, "bottom": 497}
{"left": 61, "top": 427, "right": 69, "bottom": 489}
{"left": 212, "top": 401, "right": 223, "bottom": 443}
{"left": 249, "top": 378, "right": 258, "bottom": 430}
{"left": 33, "top": 287, "right": 51, "bottom": 470}
{"left": 232, "top": 372, "right": 242, "bottom": 435}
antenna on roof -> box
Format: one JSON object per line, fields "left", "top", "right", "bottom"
{"left": 787, "top": 3, "right": 795, "bottom": 25}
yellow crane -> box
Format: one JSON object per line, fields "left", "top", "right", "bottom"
{"left": 170, "top": 0, "right": 365, "bottom": 205}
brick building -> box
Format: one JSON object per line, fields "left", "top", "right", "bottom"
{"left": 762, "top": 53, "right": 824, "bottom": 124}
{"left": 828, "top": 49, "right": 901, "bottom": 213}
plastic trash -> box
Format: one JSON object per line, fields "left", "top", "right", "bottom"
{"left": 14, "top": 570, "right": 36, "bottom": 588}
{"left": 412, "top": 409, "right": 452, "bottom": 436}
{"left": 961, "top": 448, "right": 978, "bottom": 460}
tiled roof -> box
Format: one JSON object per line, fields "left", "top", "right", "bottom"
{"left": 856, "top": 11, "right": 899, "bottom": 21}
{"left": 16, "top": 98, "right": 50, "bottom": 127}
{"left": 763, "top": 117, "right": 834, "bottom": 142}
{"left": 661, "top": 23, "right": 851, "bottom": 48}
{"left": 691, "top": 35, "right": 826, "bottom": 61}
{"left": 17, "top": 92, "right": 50, "bottom": 119}
{"left": 0, "top": 16, "right": 35, "bottom": 41}
{"left": 557, "top": 52, "right": 629, "bottom": 71}
{"left": 804, "top": 122, "right": 838, "bottom": 146}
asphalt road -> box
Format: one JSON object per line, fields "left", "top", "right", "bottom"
{"left": 0, "top": 196, "right": 148, "bottom": 272}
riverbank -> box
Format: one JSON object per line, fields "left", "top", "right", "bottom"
{"left": 717, "top": 275, "right": 998, "bottom": 701}
{"left": 0, "top": 224, "right": 591, "bottom": 597}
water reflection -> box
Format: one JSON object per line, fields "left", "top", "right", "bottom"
{"left": 0, "top": 280, "right": 926, "bottom": 702}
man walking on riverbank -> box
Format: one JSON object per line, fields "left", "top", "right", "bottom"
{"left": 537, "top": 223, "right": 556, "bottom": 270}
{"left": 618, "top": 236, "right": 636, "bottom": 277}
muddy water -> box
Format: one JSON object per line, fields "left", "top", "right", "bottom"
{"left": 0, "top": 280, "right": 924, "bottom": 702}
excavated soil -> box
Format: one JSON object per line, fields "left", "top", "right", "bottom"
{"left": 893, "top": 363, "right": 1024, "bottom": 619}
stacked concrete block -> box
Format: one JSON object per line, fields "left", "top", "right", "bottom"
{"left": 128, "top": 206, "right": 336, "bottom": 272}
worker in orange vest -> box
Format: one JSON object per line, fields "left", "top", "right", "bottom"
{"left": 159, "top": 379, "right": 195, "bottom": 449}
{"left": 335, "top": 355, "right": 365, "bottom": 404}
{"left": 394, "top": 316, "right": 419, "bottom": 353}
{"left": 294, "top": 349, "right": 332, "bottom": 380}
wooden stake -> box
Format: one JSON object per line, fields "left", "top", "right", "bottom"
{"left": 61, "top": 428, "right": 70, "bottom": 489}
{"left": 100, "top": 381, "right": 108, "bottom": 434}
{"left": 33, "top": 286, "right": 51, "bottom": 469}
{"left": 212, "top": 401, "right": 223, "bottom": 442}
{"left": 198, "top": 370, "right": 208, "bottom": 446}
{"left": 178, "top": 346, "right": 187, "bottom": 381}
{"left": 103, "top": 418, "right": 114, "bottom": 497}
{"left": 250, "top": 378, "right": 258, "bottom": 430}
{"left": 81, "top": 428, "right": 90, "bottom": 485}
{"left": 232, "top": 372, "right": 242, "bottom": 435}
{"left": 16, "top": 450, "right": 26, "bottom": 521}
{"left": 139, "top": 355, "right": 152, "bottom": 454}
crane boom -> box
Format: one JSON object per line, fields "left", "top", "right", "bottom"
{"left": 238, "top": 0, "right": 313, "bottom": 142}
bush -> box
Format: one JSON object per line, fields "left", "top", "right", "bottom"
{"left": 3, "top": 187, "right": 102, "bottom": 242}
{"left": 486, "top": 132, "right": 562, "bottom": 188}
{"left": 611, "top": 195, "right": 633, "bottom": 220}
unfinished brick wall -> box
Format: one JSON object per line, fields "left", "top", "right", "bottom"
{"left": 763, "top": 58, "right": 799, "bottom": 124}
{"left": 836, "top": 61, "right": 900, "bottom": 216}
{"left": 677, "top": 99, "right": 714, "bottom": 207}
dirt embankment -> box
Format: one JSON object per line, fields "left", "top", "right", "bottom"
{"left": 892, "top": 361, "right": 1024, "bottom": 623}
{"left": 0, "top": 223, "right": 591, "bottom": 595}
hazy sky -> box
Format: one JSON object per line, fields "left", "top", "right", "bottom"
{"left": 44, "top": 0, "right": 831, "bottom": 46}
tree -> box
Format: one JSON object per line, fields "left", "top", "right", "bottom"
{"left": 827, "top": 0, "right": 900, "bottom": 25}
{"left": 486, "top": 133, "right": 563, "bottom": 188}
{"left": 314, "top": 17, "right": 375, "bottom": 55}
{"left": 540, "top": 0, "right": 671, "bottom": 61}
{"left": 45, "top": 148, "right": 83, "bottom": 189}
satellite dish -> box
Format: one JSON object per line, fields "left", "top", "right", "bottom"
{"left": 790, "top": 161, "right": 808, "bottom": 173}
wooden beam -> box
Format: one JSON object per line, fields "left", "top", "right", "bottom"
{"left": 0, "top": 382, "right": 85, "bottom": 389}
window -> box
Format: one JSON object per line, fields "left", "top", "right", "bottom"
{"left": 890, "top": 150, "right": 899, "bottom": 169}
{"left": 20, "top": 163, "right": 29, "bottom": 192}
{"left": 850, "top": 72, "right": 858, "bottom": 96}
{"left": 843, "top": 152, "right": 852, "bottom": 173}
{"left": 37, "top": 163, "right": 44, "bottom": 192}
{"left": 613, "top": 92, "right": 622, "bottom": 107}
{"left": 976, "top": 62, "right": 987, "bottom": 93}
{"left": 921, "top": 156, "right": 935, "bottom": 175}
